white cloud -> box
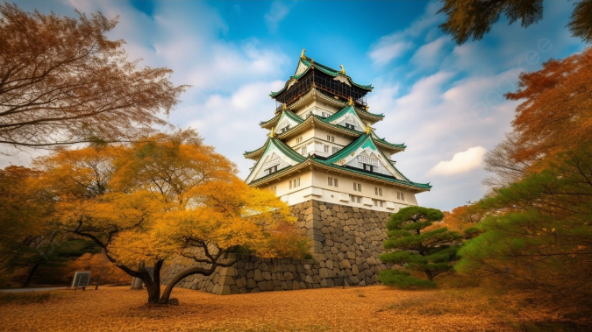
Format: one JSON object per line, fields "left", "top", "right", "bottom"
{"left": 183, "top": 80, "right": 285, "bottom": 177}
{"left": 369, "top": 41, "right": 414, "bottom": 67}
{"left": 410, "top": 36, "right": 450, "bottom": 68}
{"left": 427, "top": 146, "right": 487, "bottom": 176}
{"left": 265, "top": 2, "right": 292, "bottom": 33}
{"left": 368, "top": 2, "right": 443, "bottom": 66}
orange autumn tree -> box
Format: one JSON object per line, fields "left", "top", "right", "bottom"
{"left": 0, "top": 4, "right": 187, "bottom": 148}
{"left": 485, "top": 47, "right": 592, "bottom": 185}
{"left": 40, "top": 130, "right": 306, "bottom": 304}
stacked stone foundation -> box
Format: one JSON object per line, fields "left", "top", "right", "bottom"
{"left": 161, "top": 200, "right": 393, "bottom": 294}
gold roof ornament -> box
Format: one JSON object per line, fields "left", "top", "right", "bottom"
{"left": 282, "top": 103, "right": 287, "bottom": 110}
{"left": 365, "top": 125, "right": 371, "bottom": 135}
{"left": 269, "top": 127, "right": 276, "bottom": 138}
{"left": 365, "top": 106, "right": 370, "bottom": 111}
{"left": 300, "top": 48, "right": 306, "bottom": 59}
{"left": 348, "top": 96, "right": 354, "bottom": 106}
{"left": 340, "top": 64, "right": 346, "bottom": 75}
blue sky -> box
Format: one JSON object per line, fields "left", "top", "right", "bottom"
{"left": 5, "top": 0, "right": 585, "bottom": 210}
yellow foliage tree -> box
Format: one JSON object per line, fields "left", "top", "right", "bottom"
{"left": 40, "top": 130, "right": 306, "bottom": 304}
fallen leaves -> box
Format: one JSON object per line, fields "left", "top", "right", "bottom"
{"left": 0, "top": 285, "right": 569, "bottom": 331}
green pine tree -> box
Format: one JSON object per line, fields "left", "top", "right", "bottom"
{"left": 379, "top": 206, "right": 463, "bottom": 288}
{"left": 456, "top": 145, "right": 592, "bottom": 309}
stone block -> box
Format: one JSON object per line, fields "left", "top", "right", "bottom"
{"left": 247, "top": 279, "right": 257, "bottom": 289}
{"left": 220, "top": 267, "right": 237, "bottom": 277}
{"left": 340, "top": 259, "right": 351, "bottom": 269}
{"left": 254, "top": 269, "right": 263, "bottom": 281}
{"left": 218, "top": 275, "right": 235, "bottom": 286}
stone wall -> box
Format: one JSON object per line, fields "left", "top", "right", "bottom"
{"left": 161, "top": 200, "right": 393, "bottom": 294}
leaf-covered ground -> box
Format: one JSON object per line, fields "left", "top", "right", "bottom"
{"left": 0, "top": 285, "right": 579, "bottom": 331}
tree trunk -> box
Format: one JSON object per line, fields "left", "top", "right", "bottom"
{"left": 142, "top": 260, "right": 163, "bottom": 304}
{"left": 22, "top": 263, "right": 39, "bottom": 287}
{"left": 158, "top": 265, "right": 218, "bottom": 304}
{"left": 425, "top": 270, "right": 434, "bottom": 281}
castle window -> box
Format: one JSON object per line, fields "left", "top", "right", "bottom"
{"left": 264, "top": 165, "right": 278, "bottom": 175}
{"left": 353, "top": 182, "right": 361, "bottom": 192}
{"left": 289, "top": 177, "right": 300, "bottom": 189}
{"left": 282, "top": 125, "right": 290, "bottom": 133}
{"left": 328, "top": 177, "right": 338, "bottom": 187}
{"left": 350, "top": 195, "right": 361, "bottom": 203}
{"left": 327, "top": 135, "right": 335, "bottom": 142}
{"left": 324, "top": 145, "right": 329, "bottom": 153}
{"left": 397, "top": 192, "right": 405, "bottom": 201}
{"left": 332, "top": 147, "right": 339, "bottom": 154}
{"left": 296, "top": 136, "right": 303, "bottom": 144}
{"left": 375, "top": 187, "right": 382, "bottom": 196}
{"left": 322, "top": 112, "right": 329, "bottom": 118}
{"left": 373, "top": 199, "right": 384, "bottom": 207}
{"left": 345, "top": 123, "right": 355, "bottom": 130}
{"left": 269, "top": 186, "right": 277, "bottom": 194}
{"left": 363, "top": 164, "right": 374, "bottom": 172}
{"left": 301, "top": 146, "right": 307, "bottom": 155}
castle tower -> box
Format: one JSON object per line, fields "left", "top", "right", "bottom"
{"left": 244, "top": 50, "right": 431, "bottom": 255}
{"left": 164, "top": 51, "right": 432, "bottom": 294}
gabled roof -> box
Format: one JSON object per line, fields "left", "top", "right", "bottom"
{"left": 248, "top": 156, "right": 431, "bottom": 192}
{"left": 270, "top": 57, "right": 373, "bottom": 97}
{"left": 244, "top": 137, "right": 306, "bottom": 184}
{"left": 325, "top": 104, "right": 367, "bottom": 129}
{"left": 246, "top": 131, "right": 430, "bottom": 191}
{"left": 244, "top": 138, "right": 269, "bottom": 160}
{"left": 323, "top": 133, "right": 405, "bottom": 179}
{"left": 267, "top": 106, "right": 405, "bottom": 153}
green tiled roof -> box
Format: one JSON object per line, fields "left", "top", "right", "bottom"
{"left": 281, "top": 109, "right": 304, "bottom": 124}
{"left": 324, "top": 104, "right": 356, "bottom": 123}
{"left": 356, "top": 107, "right": 384, "bottom": 120}
{"left": 268, "top": 105, "right": 404, "bottom": 151}
{"left": 311, "top": 158, "right": 431, "bottom": 190}
{"left": 323, "top": 133, "right": 410, "bottom": 180}
{"left": 372, "top": 134, "right": 406, "bottom": 150}
{"left": 270, "top": 57, "right": 373, "bottom": 97}
{"left": 324, "top": 134, "right": 374, "bottom": 164}
{"left": 248, "top": 156, "right": 431, "bottom": 191}
{"left": 245, "top": 129, "right": 427, "bottom": 190}
{"left": 244, "top": 137, "right": 306, "bottom": 183}
{"left": 259, "top": 114, "right": 280, "bottom": 128}
{"left": 244, "top": 138, "right": 269, "bottom": 158}
{"left": 268, "top": 137, "right": 306, "bottom": 163}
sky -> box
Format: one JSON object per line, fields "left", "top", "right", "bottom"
{"left": 4, "top": 0, "right": 585, "bottom": 210}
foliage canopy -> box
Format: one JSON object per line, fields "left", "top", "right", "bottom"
{"left": 0, "top": 4, "right": 187, "bottom": 148}
{"left": 379, "top": 206, "right": 462, "bottom": 288}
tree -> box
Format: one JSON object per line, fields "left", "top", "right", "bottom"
{"left": 483, "top": 47, "right": 592, "bottom": 187}
{"left": 456, "top": 144, "right": 592, "bottom": 311}
{"left": 40, "top": 130, "right": 306, "bottom": 304}
{"left": 441, "top": 203, "right": 485, "bottom": 233}
{"left": 0, "top": 4, "right": 187, "bottom": 148}
{"left": 438, "top": 0, "right": 592, "bottom": 44}
{"left": 379, "top": 207, "right": 463, "bottom": 289}
{"left": 0, "top": 165, "right": 56, "bottom": 287}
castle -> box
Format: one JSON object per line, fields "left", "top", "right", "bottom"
{"left": 163, "top": 51, "right": 431, "bottom": 294}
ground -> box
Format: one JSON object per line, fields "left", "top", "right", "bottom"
{"left": 0, "top": 285, "right": 583, "bottom": 332}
